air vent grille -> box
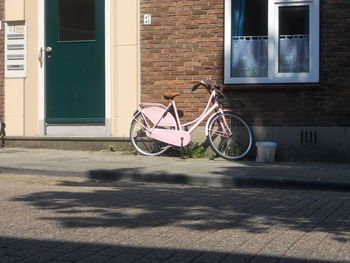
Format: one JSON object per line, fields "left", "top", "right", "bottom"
{"left": 301, "top": 130, "right": 318, "bottom": 145}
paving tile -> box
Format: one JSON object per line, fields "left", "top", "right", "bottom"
{"left": 104, "top": 253, "right": 146, "bottom": 263}
{"left": 162, "top": 251, "right": 203, "bottom": 263}
{"left": 142, "top": 249, "right": 178, "bottom": 260}
{"left": 0, "top": 256, "right": 24, "bottom": 263}
{"left": 191, "top": 251, "right": 228, "bottom": 263}
{"left": 1, "top": 179, "right": 350, "bottom": 263}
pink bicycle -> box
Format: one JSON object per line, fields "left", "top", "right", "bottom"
{"left": 130, "top": 71, "right": 254, "bottom": 160}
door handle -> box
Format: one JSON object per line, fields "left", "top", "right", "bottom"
{"left": 46, "top": 46, "right": 53, "bottom": 58}
{"left": 38, "top": 47, "right": 44, "bottom": 66}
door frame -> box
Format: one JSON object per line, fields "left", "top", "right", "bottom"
{"left": 39, "top": 0, "right": 111, "bottom": 136}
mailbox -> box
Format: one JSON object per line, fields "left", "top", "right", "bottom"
{"left": 5, "top": 22, "right": 26, "bottom": 78}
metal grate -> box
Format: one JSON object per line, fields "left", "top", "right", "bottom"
{"left": 301, "top": 130, "right": 318, "bottom": 145}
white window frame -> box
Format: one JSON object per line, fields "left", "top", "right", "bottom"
{"left": 224, "top": 0, "right": 320, "bottom": 84}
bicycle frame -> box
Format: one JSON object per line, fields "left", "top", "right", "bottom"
{"left": 175, "top": 91, "right": 222, "bottom": 134}
{"left": 131, "top": 69, "right": 254, "bottom": 159}
{"left": 135, "top": 89, "right": 232, "bottom": 147}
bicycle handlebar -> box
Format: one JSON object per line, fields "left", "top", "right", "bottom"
{"left": 192, "top": 81, "right": 209, "bottom": 92}
{"left": 191, "top": 67, "right": 221, "bottom": 93}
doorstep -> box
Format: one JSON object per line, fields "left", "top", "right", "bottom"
{"left": 3, "top": 136, "right": 131, "bottom": 151}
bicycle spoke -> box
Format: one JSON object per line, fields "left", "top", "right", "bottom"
{"left": 217, "top": 137, "right": 230, "bottom": 152}
{"left": 208, "top": 128, "right": 230, "bottom": 138}
{"left": 207, "top": 112, "right": 253, "bottom": 160}
{"left": 130, "top": 113, "right": 170, "bottom": 156}
{"left": 223, "top": 138, "right": 232, "bottom": 155}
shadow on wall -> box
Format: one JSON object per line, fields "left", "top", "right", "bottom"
{"left": 222, "top": 86, "right": 350, "bottom": 162}
{"left": 0, "top": 236, "right": 343, "bottom": 262}
{"left": 223, "top": 86, "right": 325, "bottom": 127}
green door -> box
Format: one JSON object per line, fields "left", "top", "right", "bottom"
{"left": 46, "top": 0, "right": 105, "bottom": 123}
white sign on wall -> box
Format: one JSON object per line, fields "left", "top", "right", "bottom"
{"left": 144, "top": 14, "right": 152, "bottom": 25}
{"left": 5, "top": 22, "right": 26, "bottom": 78}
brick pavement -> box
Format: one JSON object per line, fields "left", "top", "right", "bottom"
{"left": 0, "top": 174, "right": 349, "bottom": 263}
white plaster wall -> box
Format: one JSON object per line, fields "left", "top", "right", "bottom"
{"left": 111, "top": 0, "right": 140, "bottom": 137}
{"left": 4, "top": 0, "right": 140, "bottom": 137}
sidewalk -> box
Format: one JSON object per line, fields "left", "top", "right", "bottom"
{"left": 0, "top": 147, "right": 350, "bottom": 190}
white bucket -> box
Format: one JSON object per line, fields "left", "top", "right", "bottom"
{"left": 256, "top": 142, "right": 277, "bottom": 162}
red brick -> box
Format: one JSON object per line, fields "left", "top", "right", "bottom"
{"left": 140, "top": 0, "right": 350, "bottom": 126}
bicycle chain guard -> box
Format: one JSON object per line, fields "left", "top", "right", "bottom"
{"left": 147, "top": 129, "right": 191, "bottom": 147}
{"left": 141, "top": 107, "right": 177, "bottom": 127}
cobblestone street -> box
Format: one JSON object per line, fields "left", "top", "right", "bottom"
{"left": 0, "top": 174, "right": 349, "bottom": 263}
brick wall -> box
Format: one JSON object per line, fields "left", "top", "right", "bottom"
{"left": 140, "top": 0, "right": 350, "bottom": 127}
{"left": 0, "top": 0, "right": 4, "bottom": 120}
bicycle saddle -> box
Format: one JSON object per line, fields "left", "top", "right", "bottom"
{"left": 163, "top": 92, "right": 181, "bottom": 100}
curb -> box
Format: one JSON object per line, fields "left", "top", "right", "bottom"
{"left": 1, "top": 165, "right": 350, "bottom": 191}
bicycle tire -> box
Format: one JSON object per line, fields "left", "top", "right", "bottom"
{"left": 207, "top": 111, "right": 253, "bottom": 160}
{"left": 130, "top": 112, "right": 170, "bottom": 156}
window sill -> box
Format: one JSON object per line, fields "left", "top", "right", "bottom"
{"left": 222, "top": 83, "right": 321, "bottom": 90}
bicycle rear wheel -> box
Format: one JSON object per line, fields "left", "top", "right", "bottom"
{"left": 130, "top": 112, "right": 170, "bottom": 156}
{"left": 207, "top": 111, "right": 253, "bottom": 160}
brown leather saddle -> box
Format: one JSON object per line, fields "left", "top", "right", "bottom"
{"left": 163, "top": 92, "right": 181, "bottom": 100}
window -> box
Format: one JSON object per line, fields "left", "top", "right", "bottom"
{"left": 224, "top": 0, "right": 319, "bottom": 84}
{"left": 58, "top": 0, "right": 96, "bottom": 42}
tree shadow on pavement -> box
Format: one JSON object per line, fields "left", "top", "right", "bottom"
{"left": 0, "top": 236, "right": 345, "bottom": 263}
{"left": 10, "top": 170, "right": 350, "bottom": 244}
{"left": 87, "top": 165, "right": 350, "bottom": 191}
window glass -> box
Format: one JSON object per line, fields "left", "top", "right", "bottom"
{"left": 225, "top": 0, "right": 319, "bottom": 84}
{"left": 58, "top": 0, "right": 96, "bottom": 42}
{"left": 279, "top": 6, "right": 310, "bottom": 73}
{"left": 231, "top": 0, "right": 268, "bottom": 78}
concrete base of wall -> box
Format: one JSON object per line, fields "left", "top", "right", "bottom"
{"left": 4, "top": 136, "right": 131, "bottom": 152}
{"left": 252, "top": 126, "right": 350, "bottom": 162}
{"left": 194, "top": 126, "right": 350, "bottom": 162}
{"left": 3, "top": 126, "right": 350, "bottom": 162}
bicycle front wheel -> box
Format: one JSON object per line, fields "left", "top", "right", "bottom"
{"left": 207, "top": 111, "right": 253, "bottom": 160}
{"left": 130, "top": 112, "right": 170, "bottom": 156}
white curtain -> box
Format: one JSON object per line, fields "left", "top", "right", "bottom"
{"left": 231, "top": 37, "right": 268, "bottom": 77}
{"left": 279, "top": 35, "right": 309, "bottom": 73}
{"left": 231, "top": 35, "right": 309, "bottom": 77}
